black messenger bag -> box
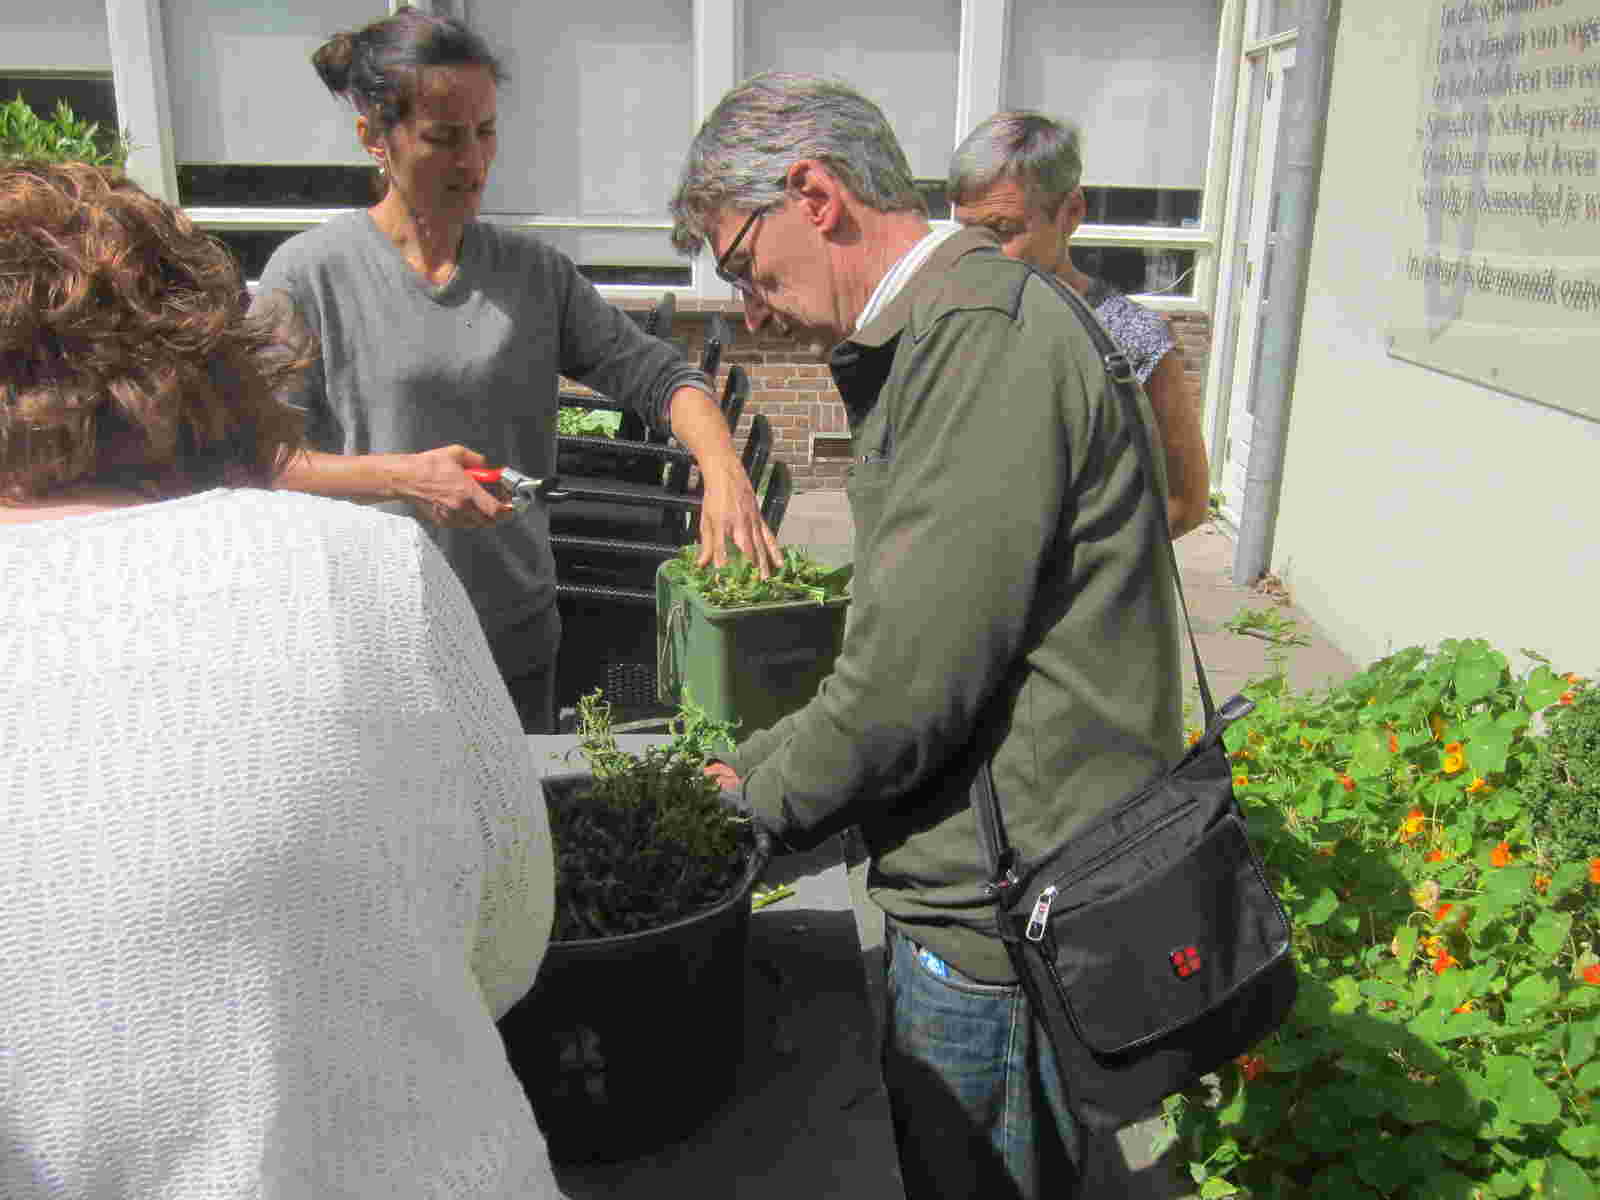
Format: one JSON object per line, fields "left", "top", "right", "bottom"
{"left": 973, "top": 275, "right": 1297, "bottom": 1133}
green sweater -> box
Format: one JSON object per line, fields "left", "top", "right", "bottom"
{"left": 729, "top": 229, "right": 1184, "bottom": 983}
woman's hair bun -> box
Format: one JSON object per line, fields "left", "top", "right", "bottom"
{"left": 311, "top": 31, "right": 358, "bottom": 95}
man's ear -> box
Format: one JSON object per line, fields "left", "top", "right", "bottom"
{"left": 785, "top": 159, "right": 847, "bottom": 235}
{"left": 1057, "top": 187, "right": 1087, "bottom": 240}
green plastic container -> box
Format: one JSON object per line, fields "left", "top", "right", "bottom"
{"left": 656, "top": 561, "right": 850, "bottom": 737}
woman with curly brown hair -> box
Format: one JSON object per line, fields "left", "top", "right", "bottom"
{"left": 1, "top": 161, "right": 566, "bottom": 1198}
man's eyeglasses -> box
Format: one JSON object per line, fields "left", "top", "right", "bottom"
{"left": 713, "top": 204, "right": 773, "bottom": 297}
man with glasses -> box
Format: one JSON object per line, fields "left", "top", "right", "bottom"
{"left": 672, "top": 73, "right": 1183, "bottom": 1200}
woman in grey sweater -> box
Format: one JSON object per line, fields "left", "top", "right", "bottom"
{"left": 259, "top": 7, "right": 777, "bottom": 731}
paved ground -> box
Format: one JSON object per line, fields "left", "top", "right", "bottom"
{"left": 780, "top": 490, "right": 1362, "bottom": 1197}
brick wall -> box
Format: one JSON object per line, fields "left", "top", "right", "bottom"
{"left": 590, "top": 299, "right": 1213, "bottom": 492}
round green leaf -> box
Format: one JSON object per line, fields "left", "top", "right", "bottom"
{"left": 1298, "top": 887, "right": 1340, "bottom": 927}
{"left": 1413, "top": 1168, "right": 1481, "bottom": 1200}
{"left": 1531, "top": 911, "right": 1574, "bottom": 956}
{"left": 1542, "top": 1154, "right": 1598, "bottom": 1198}
{"left": 1558, "top": 1124, "right": 1600, "bottom": 1160}
{"left": 1483, "top": 1055, "right": 1561, "bottom": 1125}
{"left": 1523, "top": 665, "right": 1569, "bottom": 711}
{"left": 1455, "top": 647, "right": 1505, "bottom": 705}
{"left": 1566, "top": 1018, "right": 1599, "bottom": 1068}
{"left": 1199, "top": 1179, "right": 1240, "bottom": 1198}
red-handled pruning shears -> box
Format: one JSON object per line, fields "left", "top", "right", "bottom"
{"left": 465, "top": 466, "right": 569, "bottom": 513}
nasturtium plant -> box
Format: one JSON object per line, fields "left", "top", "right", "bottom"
{"left": 663, "top": 544, "right": 852, "bottom": 609}
{"left": 1162, "top": 639, "right": 1600, "bottom": 1199}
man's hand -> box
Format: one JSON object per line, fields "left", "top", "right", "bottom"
{"left": 404, "top": 445, "right": 515, "bottom": 529}
{"left": 704, "top": 761, "right": 743, "bottom": 792}
{"left": 696, "top": 454, "right": 782, "bottom": 575}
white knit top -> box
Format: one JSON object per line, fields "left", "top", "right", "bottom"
{"left": 0, "top": 490, "right": 561, "bottom": 1198}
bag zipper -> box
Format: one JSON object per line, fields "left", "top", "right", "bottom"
{"left": 1032, "top": 798, "right": 1212, "bottom": 912}
{"left": 1025, "top": 885, "right": 1059, "bottom": 942}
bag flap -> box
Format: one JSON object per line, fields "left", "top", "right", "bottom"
{"left": 1038, "top": 815, "right": 1291, "bottom": 1055}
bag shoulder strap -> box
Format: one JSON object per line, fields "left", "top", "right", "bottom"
{"left": 973, "top": 270, "right": 1219, "bottom": 888}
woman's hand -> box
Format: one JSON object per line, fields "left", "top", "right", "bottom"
{"left": 404, "top": 445, "right": 515, "bottom": 528}
{"left": 666, "top": 384, "right": 782, "bottom": 574}
{"left": 696, "top": 453, "right": 782, "bottom": 574}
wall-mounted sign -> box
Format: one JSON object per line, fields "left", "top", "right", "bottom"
{"left": 1389, "top": 1, "right": 1600, "bottom": 422}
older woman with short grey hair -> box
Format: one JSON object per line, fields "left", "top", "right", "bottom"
{"left": 950, "top": 110, "right": 1212, "bottom": 538}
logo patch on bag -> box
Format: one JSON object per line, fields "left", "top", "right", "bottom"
{"left": 1170, "top": 946, "right": 1202, "bottom": 979}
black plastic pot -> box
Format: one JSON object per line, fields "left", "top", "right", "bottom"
{"left": 497, "top": 773, "right": 772, "bottom": 1164}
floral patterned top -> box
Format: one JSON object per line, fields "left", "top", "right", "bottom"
{"left": 1085, "top": 276, "right": 1175, "bottom": 385}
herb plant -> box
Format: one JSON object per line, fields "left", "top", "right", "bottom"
{"left": 1163, "top": 639, "right": 1600, "bottom": 1199}
{"left": 550, "top": 690, "right": 755, "bottom": 942}
{"left": 556, "top": 407, "right": 622, "bottom": 438}
{"left": 663, "top": 544, "right": 852, "bottom": 609}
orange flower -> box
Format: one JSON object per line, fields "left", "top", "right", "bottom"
{"left": 1559, "top": 691, "right": 1576, "bottom": 706}
{"left": 1236, "top": 1054, "right": 1268, "bottom": 1081}
{"left": 1339, "top": 774, "right": 1356, "bottom": 792}
{"left": 1585, "top": 964, "right": 1600, "bottom": 986}
{"left": 1231, "top": 749, "right": 1251, "bottom": 762}
{"left": 1534, "top": 874, "right": 1551, "bottom": 894}
{"left": 1422, "top": 934, "right": 1445, "bottom": 956}
{"left": 1442, "top": 752, "right": 1465, "bottom": 775}
{"left": 1433, "top": 903, "right": 1454, "bottom": 923}
{"left": 1565, "top": 672, "right": 1582, "bottom": 684}
{"left": 1425, "top": 848, "right": 1448, "bottom": 863}
{"left": 1185, "top": 729, "right": 1201, "bottom": 746}
{"left": 1399, "top": 807, "right": 1426, "bottom": 841}
{"left": 1389, "top": 733, "right": 1400, "bottom": 753}
{"left": 1490, "top": 841, "right": 1513, "bottom": 868}
{"left": 1300, "top": 737, "right": 1313, "bottom": 750}
{"left": 1234, "top": 774, "right": 1250, "bottom": 787}
{"left": 1589, "top": 858, "right": 1600, "bottom": 885}
{"left": 1453, "top": 1000, "right": 1475, "bottom": 1014}
{"left": 1466, "top": 776, "right": 1489, "bottom": 794}
{"left": 1444, "top": 741, "right": 1464, "bottom": 755}
{"left": 1433, "top": 951, "right": 1460, "bottom": 975}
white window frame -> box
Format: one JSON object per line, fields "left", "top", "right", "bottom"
{"left": 104, "top": 0, "right": 1233, "bottom": 310}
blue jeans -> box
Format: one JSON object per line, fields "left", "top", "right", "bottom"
{"left": 882, "top": 923, "right": 1081, "bottom": 1200}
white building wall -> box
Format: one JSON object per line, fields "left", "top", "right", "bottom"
{"left": 1273, "top": 0, "right": 1600, "bottom": 674}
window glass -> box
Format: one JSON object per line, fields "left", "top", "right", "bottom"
{"left": 472, "top": 0, "right": 694, "bottom": 220}
{"left": 746, "top": 0, "right": 962, "bottom": 180}
{"left": 1005, "top": 0, "right": 1222, "bottom": 198}
{"left": 1075, "top": 246, "right": 1196, "bottom": 298}
{"left": 179, "top": 164, "right": 376, "bottom": 208}
{"left": 0, "top": 74, "right": 119, "bottom": 156}
{"left": 4, "top": 2, "right": 110, "bottom": 71}
{"left": 160, "top": 0, "right": 380, "bottom": 167}
{"left": 1082, "top": 186, "right": 1201, "bottom": 228}
{"left": 1256, "top": 0, "right": 1301, "bottom": 40}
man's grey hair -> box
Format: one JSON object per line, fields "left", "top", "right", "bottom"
{"left": 947, "top": 111, "right": 1083, "bottom": 219}
{"left": 669, "top": 72, "right": 926, "bottom": 255}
